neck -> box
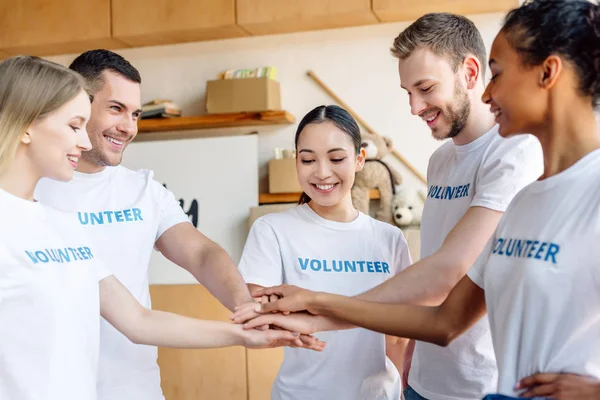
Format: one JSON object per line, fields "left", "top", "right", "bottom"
{"left": 452, "top": 92, "right": 497, "bottom": 146}
{"left": 76, "top": 156, "right": 106, "bottom": 174}
{"left": 535, "top": 100, "right": 599, "bottom": 179}
{"left": 308, "top": 193, "right": 358, "bottom": 223}
{"left": 0, "top": 154, "right": 40, "bottom": 201}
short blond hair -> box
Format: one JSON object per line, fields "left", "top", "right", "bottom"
{"left": 0, "top": 56, "right": 88, "bottom": 173}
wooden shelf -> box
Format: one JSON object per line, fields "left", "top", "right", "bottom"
{"left": 135, "top": 110, "right": 295, "bottom": 142}
{"left": 259, "top": 189, "right": 381, "bottom": 204}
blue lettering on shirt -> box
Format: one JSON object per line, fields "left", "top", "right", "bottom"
{"left": 427, "top": 184, "right": 471, "bottom": 200}
{"left": 24, "top": 247, "right": 94, "bottom": 264}
{"left": 77, "top": 208, "right": 144, "bottom": 225}
{"left": 492, "top": 237, "right": 560, "bottom": 265}
{"left": 298, "top": 258, "right": 391, "bottom": 274}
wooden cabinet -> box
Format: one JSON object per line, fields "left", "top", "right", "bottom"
{"left": 247, "top": 348, "right": 284, "bottom": 400}
{"left": 372, "top": 0, "right": 519, "bottom": 22}
{"left": 0, "top": 0, "right": 125, "bottom": 56}
{"left": 112, "top": 0, "right": 247, "bottom": 47}
{"left": 237, "top": 0, "right": 377, "bottom": 35}
{"left": 150, "top": 284, "right": 247, "bottom": 400}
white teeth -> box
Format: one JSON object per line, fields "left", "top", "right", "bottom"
{"left": 316, "top": 184, "right": 335, "bottom": 191}
{"left": 494, "top": 110, "right": 502, "bottom": 118}
{"left": 67, "top": 156, "right": 78, "bottom": 163}
{"left": 425, "top": 113, "right": 438, "bottom": 122}
{"left": 105, "top": 136, "right": 124, "bottom": 145}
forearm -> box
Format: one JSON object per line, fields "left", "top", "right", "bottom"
{"left": 191, "top": 243, "right": 253, "bottom": 310}
{"left": 128, "top": 309, "right": 246, "bottom": 348}
{"left": 357, "top": 251, "right": 466, "bottom": 305}
{"left": 312, "top": 314, "right": 355, "bottom": 332}
{"left": 311, "top": 293, "right": 452, "bottom": 346}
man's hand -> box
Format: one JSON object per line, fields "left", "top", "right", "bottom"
{"left": 247, "top": 284, "right": 321, "bottom": 314}
{"left": 517, "top": 373, "right": 600, "bottom": 399}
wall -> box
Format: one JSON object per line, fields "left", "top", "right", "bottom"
{"left": 122, "top": 135, "right": 258, "bottom": 283}
{"left": 47, "top": 12, "right": 507, "bottom": 193}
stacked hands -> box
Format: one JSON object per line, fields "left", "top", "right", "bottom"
{"left": 231, "top": 285, "right": 327, "bottom": 352}
{"left": 232, "top": 285, "right": 600, "bottom": 400}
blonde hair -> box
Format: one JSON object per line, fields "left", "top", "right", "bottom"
{"left": 0, "top": 56, "right": 88, "bottom": 173}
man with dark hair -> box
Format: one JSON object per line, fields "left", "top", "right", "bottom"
{"left": 233, "top": 12, "right": 544, "bottom": 400}
{"left": 34, "top": 49, "right": 258, "bottom": 400}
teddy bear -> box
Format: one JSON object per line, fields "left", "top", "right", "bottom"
{"left": 392, "top": 186, "right": 426, "bottom": 227}
{"left": 351, "top": 132, "right": 403, "bottom": 224}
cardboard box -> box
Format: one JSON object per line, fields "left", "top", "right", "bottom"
{"left": 268, "top": 158, "right": 301, "bottom": 194}
{"left": 205, "top": 78, "right": 281, "bottom": 114}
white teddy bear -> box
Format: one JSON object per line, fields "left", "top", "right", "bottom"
{"left": 392, "top": 186, "right": 426, "bottom": 227}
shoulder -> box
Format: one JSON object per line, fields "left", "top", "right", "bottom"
{"left": 113, "top": 165, "right": 157, "bottom": 183}
{"left": 485, "top": 133, "right": 541, "bottom": 161}
{"left": 429, "top": 141, "right": 454, "bottom": 162}
{"left": 362, "top": 214, "right": 406, "bottom": 243}
{"left": 254, "top": 205, "right": 304, "bottom": 228}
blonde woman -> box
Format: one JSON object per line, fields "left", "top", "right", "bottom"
{"left": 0, "top": 56, "right": 322, "bottom": 400}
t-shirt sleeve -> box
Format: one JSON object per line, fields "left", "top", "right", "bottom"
{"left": 93, "top": 259, "right": 114, "bottom": 282}
{"left": 238, "top": 218, "right": 284, "bottom": 288}
{"left": 393, "top": 230, "right": 413, "bottom": 275}
{"left": 471, "top": 135, "right": 543, "bottom": 212}
{"left": 152, "top": 179, "right": 192, "bottom": 241}
{"left": 467, "top": 236, "right": 494, "bottom": 289}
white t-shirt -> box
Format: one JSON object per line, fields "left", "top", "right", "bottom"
{"left": 0, "top": 188, "right": 111, "bottom": 400}
{"left": 35, "top": 166, "right": 191, "bottom": 400}
{"left": 468, "top": 148, "right": 600, "bottom": 396}
{"left": 409, "top": 126, "right": 544, "bottom": 400}
{"left": 239, "top": 204, "right": 412, "bottom": 400}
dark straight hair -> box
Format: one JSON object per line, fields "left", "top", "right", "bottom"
{"left": 294, "top": 105, "right": 362, "bottom": 205}
{"left": 502, "top": 0, "right": 600, "bottom": 108}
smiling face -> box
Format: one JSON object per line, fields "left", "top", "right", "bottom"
{"left": 80, "top": 70, "right": 142, "bottom": 171}
{"left": 296, "top": 121, "right": 365, "bottom": 208}
{"left": 399, "top": 48, "right": 472, "bottom": 140}
{"left": 25, "top": 89, "right": 92, "bottom": 181}
{"left": 482, "top": 31, "right": 548, "bottom": 137}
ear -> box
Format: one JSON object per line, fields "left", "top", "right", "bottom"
{"left": 539, "top": 55, "right": 562, "bottom": 90}
{"left": 21, "top": 130, "right": 32, "bottom": 144}
{"left": 463, "top": 55, "right": 481, "bottom": 90}
{"left": 356, "top": 147, "right": 366, "bottom": 172}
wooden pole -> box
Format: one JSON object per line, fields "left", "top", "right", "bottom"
{"left": 307, "top": 70, "right": 427, "bottom": 184}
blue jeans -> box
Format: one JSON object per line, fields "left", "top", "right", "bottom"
{"left": 404, "top": 386, "right": 428, "bottom": 400}
{"left": 482, "top": 395, "right": 547, "bottom": 400}
{"left": 404, "top": 389, "right": 547, "bottom": 400}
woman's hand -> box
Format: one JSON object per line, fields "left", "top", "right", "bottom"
{"left": 517, "top": 373, "right": 600, "bottom": 399}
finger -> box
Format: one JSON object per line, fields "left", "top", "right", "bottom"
{"left": 261, "top": 299, "right": 290, "bottom": 313}
{"left": 244, "top": 314, "right": 279, "bottom": 330}
{"left": 516, "top": 373, "right": 559, "bottom": 390}
{"left": 273, "top": 333, "right": 303, "bottom": 348}
{"left": 519, "top": 383, "right": 557, "bottom": 398}
{"left": 230, "top": 303, "right": 262, "bottom": 324}
{"left": 299, "top": 334, "right": 323, "bottom": 351}
{"left": 269, "top": 294, "right": 279, "bottom": 303}
{"left": 299, "top": 335, "right": 326, "bottom": 351}
{"left": 255, "top": 324, "right": 269, "bottom": 331}
{"left": 261, "top": 295, "right": 269, "bottom": 305}
{"left": 253, "top": 285, "right": 287, "bottom": 298}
